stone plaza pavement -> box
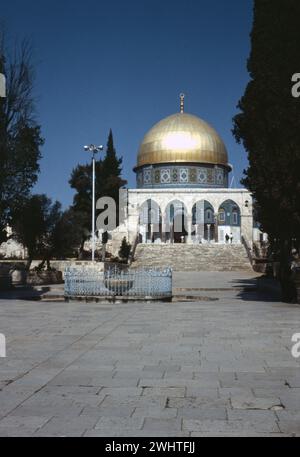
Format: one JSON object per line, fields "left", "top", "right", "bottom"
{"left": 0, "top": 271, "right": 300, "bottom": 437}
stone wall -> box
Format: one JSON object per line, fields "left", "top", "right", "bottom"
{"left": 0, "top": 260, "right": 100, "bottom": 280}
{"left": 109, "top": 188, "right": 254, "bottom": 255}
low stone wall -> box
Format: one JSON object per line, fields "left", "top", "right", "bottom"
{"left": 27, "top": 270, "right": 63, "bottom": 285}
{"left": 0, "top": 260, "right": 127, "bottom": 283}
{"left": 0, "top": 260, "right": 93, "bottom": 280}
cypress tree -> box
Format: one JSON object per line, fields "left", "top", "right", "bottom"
{"left": 101, "top": 129, "right": 127, "bottom": 206}
{"left": 233, "top": 0, "right": 300, "bottom": 301}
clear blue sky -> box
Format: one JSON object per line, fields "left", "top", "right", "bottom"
{"left": 1, "top": 0, "right": 253, "bottom": 207}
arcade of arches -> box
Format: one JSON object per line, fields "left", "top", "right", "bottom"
{"left": 138, "top": 198, "right": 242, "bottom": 244}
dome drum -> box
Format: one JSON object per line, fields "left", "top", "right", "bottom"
{"left": 136, "top": 163, "right": 229, "bottom": 189}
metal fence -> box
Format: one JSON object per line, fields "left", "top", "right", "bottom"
{"left": 64, "top": 264, "right": 172, "bottom": 300}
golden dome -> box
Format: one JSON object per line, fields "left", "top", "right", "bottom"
{"left": 136, "top": 112, "right": 230, "bottom": 169}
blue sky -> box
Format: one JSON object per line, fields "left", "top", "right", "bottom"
{"left": 1, "top": 0, "right": 253, "bottom": 207}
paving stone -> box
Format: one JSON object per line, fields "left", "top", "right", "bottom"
{"left": 142, "top": 387, "right": 186, "bottom": 397}
{"left": 84, "top": 429, "right": 190, "bottom": 437}
{"left": 0, "top": 415, "right": 49, "bottom": 430}
{"left": 0, "top": 427, "right": 45, "bottom": 437}
{"left": 94, "top": 416, "right": 143, "bottom": 431}
{"left": 285, "top": 376, "right": 300, "bottom": 388}
{"left": 142, "top": 365, "right": 165, "bottom": 373}
{"left": 276, "top": 391, "right": 300, "bottom": 411}
{"left": 190, "top": 431, "right": 288, "bottom": 437}
{"left": 227, "top": 409, "right": 277, "bottom": 422}
{"left": 218, "top": 372, "right": 236, "bottom": 387}
{"left": 9, "top": 403, "right": 82, "bottom": 417}
{"left": 101, "top": 395, "right": 166, "bottom": 409}
{"left": 186, "top": 386, "right": 220, "bottom": 397}
{"left": 84, "top": 405, "right": 135, "bottom": 418}
{"left": 142, "top": 418, "right": 182, "bottom": 432}
{"left": 183, "top": 418, "right": 280, "bottom": 433}
{"left": 219, "top": 387, "right": 255, "bottom": 399}
{"left": 167, "top": 396, "right": 228, "bottom": 409}
{"left": 276, "top": 411, "right": 300, "bottom": 421}
{"left": 0, "top": 271, "right": 299, "bottom": 436}
{"left": 113, "top": 369, "right": 162, "bottom": 379}
{"left": 178, "top": 407, "right": 227, "bottom": 420}
{"left": 277, "top": 420, "right": 300, "bottom": 435}
{"left": 33, "top": 414, "right": 99, "bottom": 437}
{"left": 132, "top": 407, "right": 178, "bottom": 419}
{"left": 252, "top": 387, "right": 289, "bottom": 398}
{"left": 100, "top": 387, "right": 143, "bottom": 397}
{"left": 231, "top": 395, "right": 283, "bottom": 410}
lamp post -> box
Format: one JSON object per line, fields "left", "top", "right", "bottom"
{"left": 84, "top": 144, "right": 103, "bottom": 261}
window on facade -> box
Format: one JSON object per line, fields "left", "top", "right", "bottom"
{"left": 219, "top": 209, "right": 225, "bottom": 222}
{"left": 206, "top": 210, "right": 212, "bottom": 221}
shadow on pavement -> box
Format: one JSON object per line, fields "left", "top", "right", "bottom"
{"left": 231, "top": 276, "right": 282, "bottom": 302}
{"left": 0, "top": 285, "right": 51, "bottom": 301}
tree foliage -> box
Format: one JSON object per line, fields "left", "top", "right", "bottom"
{"left": 46, "top": 207, "right": 86, "bottom": 262}
{"left": 118, "top": 236, "right": 131, "bottom": 262}
{"left": 101, "top": 129, "right": 125, "bottom": 203}
{"left": 232, "top": 0, "right": 300, "bottom": 301}
{"left": 0, "top": 33, "right": 43, "bottom": 243}
{"left": 233, "top": 0, "right": 300, "bottom": 240}
{"left": 13, "top": 194, "right": 55, "bottom": 268}
{"left": 13, "top": 195, "right": 83, "bottom": 269}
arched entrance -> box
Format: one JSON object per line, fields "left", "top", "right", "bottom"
{"left": 165, "top": 200, "right": 188, "bottom": 243}
{"left": 192, "top": 200, "right": 215, "bottom": 243}
{"left": 139, "top": 199, "right": 162, "bottom": 243}
{"left": 218, "top": 199, "right": 241, "bottom": 243}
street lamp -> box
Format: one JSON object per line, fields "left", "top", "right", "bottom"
{"left": 84, "top": 144, "right": 104, "bottom": 261}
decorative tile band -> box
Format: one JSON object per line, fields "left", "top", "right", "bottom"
{"left": 137, "top": 165, "right": 228, "bottom": 188}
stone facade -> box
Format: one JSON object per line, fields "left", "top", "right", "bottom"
{"left": 109, "top": 188, "right": 253, "bottom": 256}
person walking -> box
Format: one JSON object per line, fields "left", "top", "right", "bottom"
{"left": 230, "top": 233, "right": 233, "bottom": 244}
{"left": 225, "top": 233, "right": 229, "bottom": 244}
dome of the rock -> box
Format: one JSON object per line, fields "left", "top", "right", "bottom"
{"left": 134, "top": 101, "right": 231, "bottom": 189}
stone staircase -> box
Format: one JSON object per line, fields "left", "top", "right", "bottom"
{"left": 132, "top": 244, "right": 252, "bottom": 271}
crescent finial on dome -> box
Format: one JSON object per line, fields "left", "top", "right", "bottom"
{"left": 180, "top": 93, "right": 185, "bottom": 113}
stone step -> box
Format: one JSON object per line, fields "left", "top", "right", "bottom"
{"left": 132, "top": 243, "right": 252, "bottom": 271}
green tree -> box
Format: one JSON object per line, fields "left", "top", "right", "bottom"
{"left": 233, "top": 0, "right": 300, "bottom": 302}
{"left": 13, "top": 195, "right": 82, "bottom": 269}
{"left": 13, "top": 194, "right": 50, "bottom": 269}
{"left": 101, "top": 129, "right": 125, "bottom": 203}
{"left": 49, "top": 207, "right": 87, "bottom": 260}
{"left": 118, "top": 237, "right": 131, "bottom": 262}
{"left": 69, "top": 129, "right": 127, "bottom": 255}
{"left": 0, "top": 34, "right": 43, "bottom": 243}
